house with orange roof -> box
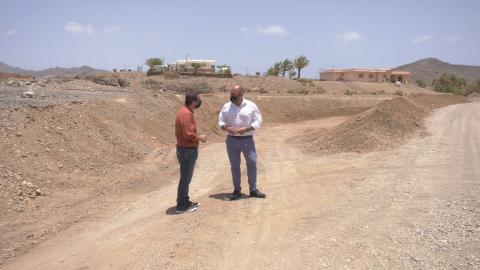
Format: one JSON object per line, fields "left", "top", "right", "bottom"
{"left": 320, "top": 68, "right": 411, "bottom": 84}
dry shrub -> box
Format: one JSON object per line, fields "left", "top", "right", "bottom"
{"left": 164, "top": 71, "right": 179, "bottom": 79}
{"left": 186, "top": 81, "right": 213, "bottom": 94}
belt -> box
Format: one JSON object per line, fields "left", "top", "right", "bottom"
{"left": 228, "top": 135, "right": 253, "bottom": 139}
{"left": 176, "top": 146, "right": 198, "bottom": 149}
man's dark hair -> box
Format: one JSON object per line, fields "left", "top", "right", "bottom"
{"left": 185, "top": 92, "right": 200, "bottom": 106}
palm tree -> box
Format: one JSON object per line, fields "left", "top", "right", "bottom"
{"left": 266, "top": 62, "right": 282, "bottom": 76}
{"left": 273, "top": 62, "right": 282, "bottom": 75}
{"left": 266, "top": 67, "right": 276, "bottom": 76}
{"left": 280, "top": 58, "right": 294, "bottom": 77}
{"left": 293, "top": 55, "right": 310, "bottom": 79}
{"left": 288, "top": 70, "right": 297, "bottom": 79}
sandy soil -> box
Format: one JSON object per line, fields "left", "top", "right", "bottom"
{"left": 1, "top": 101, "right": 478, "bottom": 269}
{"left": 0, "top": 92, "right": 383, "bottom": 265}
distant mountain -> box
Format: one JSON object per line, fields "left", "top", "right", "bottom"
{"left": 394, "top": 58, "right": 480, "bottom": 85}
{"left": 34, "top": 66, "right": 108, "bottom": 77}
{"left": 0, "top": 62, "right": 34, "bottom": 75}
{"left": 0, "top": 62, "right": 108, "bottom": 77}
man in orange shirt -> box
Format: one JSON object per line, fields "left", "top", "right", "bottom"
{"left": 175, "top": 92, "right": 207, "bottom": 213}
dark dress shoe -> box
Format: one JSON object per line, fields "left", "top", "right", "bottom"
{"left": 229, "top": 190, "right": 242, "bottom": 200}
{"left": 250, "top": 189, "right": 266, "bottom": 198}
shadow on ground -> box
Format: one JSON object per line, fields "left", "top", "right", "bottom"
{"left": 209, "top": 193, "right": 251, "bottom": 201}
{"left": 165, "top": 206, "right": 178, "bottom": 215}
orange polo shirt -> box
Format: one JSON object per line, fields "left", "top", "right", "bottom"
{"left": 175, "top": 106, "right": 199, "bottom": 148}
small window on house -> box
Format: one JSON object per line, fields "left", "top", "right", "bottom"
{"left": 358, "top": 73, "right": 364, "bottom": 78}
{"left": 368, "top": 74, "right": 374, "bottom": 79}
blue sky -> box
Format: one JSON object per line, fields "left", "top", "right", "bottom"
{"left": 1, "top": 0, "right": 479, "bottom": 78}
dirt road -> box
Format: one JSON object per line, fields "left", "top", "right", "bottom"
{"left": 2, "top": 102, "right": 479, "bottom": 269}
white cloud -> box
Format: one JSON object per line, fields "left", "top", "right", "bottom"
{"left": 442, "top": 36, "right": 462, "bottom": 42}
{"left": 103, "top": 25, "right": 122, "bottom": 34}
{"left": 336, "top": 31, "right": 363, "bottom": 43}
{"left": 257, "top": 25, "right": 288, "bottom": 36}
{"left": 145, "top": 31, "right": 159, "bottom": 38}
{"left": 241, "top": 25, "right": 288, "bottom": 36}
{"left": 64, "top": 22, "right": 94, "bottom": 35}
{"left": 5, "top": 29, "right": 16, "bottom": 36}
{"left": 411, "top": 34, "right": 434, "bottom": 43}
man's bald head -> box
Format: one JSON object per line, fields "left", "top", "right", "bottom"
{"left": 230, "top": 85, "right": 244, "bottom": 105}
{"left": 231, "top": 85, "right": 244, "bottom": 96}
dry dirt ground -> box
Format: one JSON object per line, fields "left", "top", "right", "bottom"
{"left": 0, "top": 74, "right": 477, "bottom": 269}
{"left": 0, "top": 92, "right": 383, "bottom": 265}
{"left": 1, "top": 99, "right": 478, "bottom": 269}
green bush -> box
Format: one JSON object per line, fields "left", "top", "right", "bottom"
{"left": 463, "top": 79, "right": 480, "bottom": 96}
{"left": 145, "top": 58, "right": 163, "bottom": 69}
{"left": 433, "top": 73, "right": 466, "bottom": 94}
{"left": 415, "top": 80, "right": 427, "bottom": 88}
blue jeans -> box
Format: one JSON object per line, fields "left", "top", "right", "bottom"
{"left": 226, "top": 136, "right": 257, "bottom": 192}
{"left": 176, "top": 147, "right": 198, "bottom": 208}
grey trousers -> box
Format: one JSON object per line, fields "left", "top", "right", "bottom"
{"left": 226, "top": 135, "right": 257, "bottom": 192}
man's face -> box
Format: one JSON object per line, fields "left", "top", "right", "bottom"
{"left": 230, "top": 87, "right": 243, "bottom": 103}
{"left": 193, "top": 95, "right": 202, "bottom": 109}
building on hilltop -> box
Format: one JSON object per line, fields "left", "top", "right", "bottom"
{"left": 173, "top": 59, "right": 216, "bottom": 74}
{"left": 320, "top": 68, "right": 411, "bottom": 84}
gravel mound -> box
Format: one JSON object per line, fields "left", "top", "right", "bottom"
{"left": 307, "top": 94, "right": 467, "bottom": 154}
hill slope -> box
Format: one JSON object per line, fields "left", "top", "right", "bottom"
{"left": 395, "top": 58, "right": 480, "bottom": 85}
{"left": 0, "top": 62, "right": 107, "bottom": 77}
{"left": 34, "top": 66, "right": 108, "bottom": 77}
{"left": 0, "top": 62, "right": 34, "bottom": 75}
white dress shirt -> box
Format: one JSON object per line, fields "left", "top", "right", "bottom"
{"left": 218, "top": 98, "right": 263, "bottom": 136}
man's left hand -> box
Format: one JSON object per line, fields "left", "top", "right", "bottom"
{"left": 237, "top": 127, "right": 249, "bottom": 135}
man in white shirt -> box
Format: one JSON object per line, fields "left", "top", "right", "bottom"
{"left": 218, "top": 85, "right": 267, "bottom": 200}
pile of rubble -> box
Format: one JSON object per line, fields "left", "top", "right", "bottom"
{"left": 3, "top": 79, "right": 47, "bottom": 88}
{"left": 1, "top": 74, "right": 130, "bottom": 90}
{"left": 74, "top": 74, "right": 130, "bottom": 88}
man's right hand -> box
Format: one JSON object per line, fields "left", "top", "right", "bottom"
{"left": 198, "top": 134, "right": 207, "bottom": 143}
{"left": 225, "top": 127, "right": 239, "bottom": 135}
